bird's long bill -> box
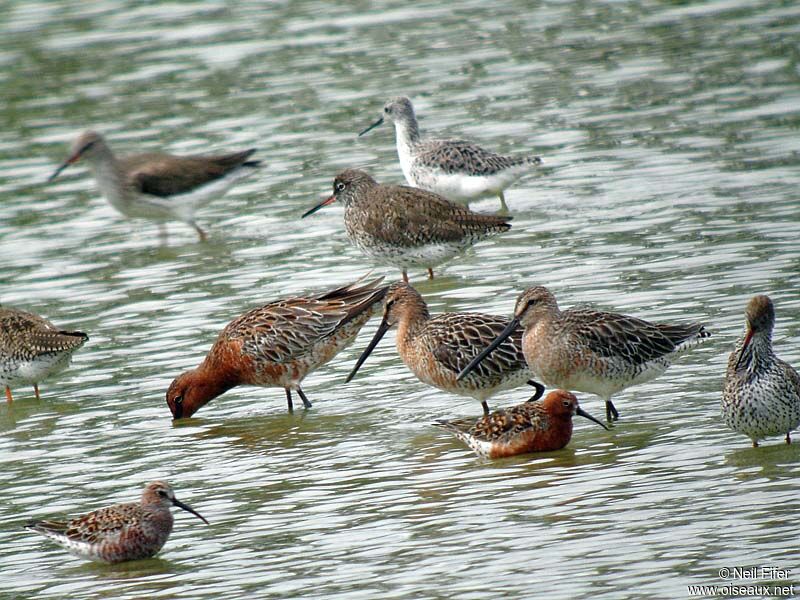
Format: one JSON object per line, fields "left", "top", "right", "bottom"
{"left": 358, "top": 117, "right": 384, "bottom": 137}
{"left": 734, "top": 326, "right": 754, "bottom": 371}
{"left": 456, "top": 317, "right": 520, "bottom": 382}
{"left": 301, "top": 195, "right": 336, "bottom": 219}
{"left": 172, "top": 498, "right": 209, "bottom": 524}
{"left": 576, "top": 406, "right": 609, "bottom": 431}
{"left": 345, "top": 315, "right": 391, "bottom": 383}
{"left": 47, "top": 154, "right": 79, "bottom": 182}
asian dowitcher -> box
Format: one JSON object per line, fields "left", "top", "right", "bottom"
{"left": 433, "top": 390, "right": 607, "bottom": 458}
{"left": 48, "top": 130, "right": 261, "bottom": 240}
{"left": 301, "top": 169, "right": 511, "bottom": 282}
{"left": 458, "top": 286, "right": 711, "bottom": 421}
{"left": 359, "top": 96, "right": 541, "bottom": 210}
{"left": 345, "top": 282, "right": 544, "bottom": 415}
{"left": 0, "top": 306, "right": 88, "bottom": 403}
{"left": 25, "top": 481, "right": 207, "bottom": 563}
{"left": 722, "top": 295, "right": 800, "bottom": 447}
{"left": 166, "top": 276, "right": 388, "bottom": 418}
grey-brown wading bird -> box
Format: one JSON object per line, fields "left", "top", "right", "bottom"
{"left": 722, "top": 295, "right": 800, "bottom": 447}
{"left": 359, "top": 96, "right": 542, "bottom": 210}
{"left": 302, "top": 169, "right": 511, "bottom": 282}
{"left": 458, "top": 286, "right": 711, "bottom": 421}
{"left": 48, "top": 130, "right": 261, "bottom": 240}
{"left": 0, "top": 306, "right": 88, "bottom": 402}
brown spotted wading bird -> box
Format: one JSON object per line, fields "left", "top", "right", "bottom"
{"left": 166, "top": 276, "right": 388, "bottom": 418}
{"left": 457, "top": 286, "right": 711, "bottom": 421}
{"left": 48, "top": 130, "right": 261, "bottom": 241}
{"left": 345, "top": 281, "right": 544, "bottom": 415}
{"left": 433, "top": 390, "right": 607, "bottom": 458}
{"left": 301, "top": 169, "right": 511, "bottom": 282}
{"left": 25, "top": 481, "right": 208, "bottom": 563}
{"left": 0, "top": 306, "right": 88, "bottom": 402}
{"left": 359, "top": 96, "right": 542, "bottom": 211}
{"left": 722, "top": 295, "right": 800, "bottom": 447}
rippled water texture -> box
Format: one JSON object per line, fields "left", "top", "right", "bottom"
{"left": 1, "top": 1, "right": 799, "bottom": 598}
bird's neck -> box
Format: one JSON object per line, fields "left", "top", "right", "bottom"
{"left": 394, "top": 116, "right": 420, "bottom": 147}
{"left": 396, "top": 301, "right": 430, "bottom": 353}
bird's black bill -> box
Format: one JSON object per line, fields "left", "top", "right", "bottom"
{"left": 456, "top": 317, "right": 519, "bottom": 381}
{"left": 576, "top": 407, "right": 609, "bottom": 431}
{"left": 345, "top": 315, "right": 391, "bottom": 383}
{"left": 173, "top": 498, "right": 209, "bottom": 524}
{"left": 301, "top": 195, "right": 336, "bottom": 219}
{"left": 47, "top": 160, "right": 72, "bottom": 182}
{"left": 358, "top": 117, "right": 384, "bottom": 137}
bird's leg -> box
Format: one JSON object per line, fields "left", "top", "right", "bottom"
{"left": 605, "top": 400, "right": 619, "bottom": 422}
{"left": 427, "top": 268, "right": 434, "bottom": 280}
{"left": 402, "top": 270, "right": 409, "bottom": 283}
{"left": 526, "top": 380, "right": 545, "bottom": 402}
{"left": 5, "top": 386, "right": 12, "bottom": 403}
{"left": 285, "top": 388, "right": 294, "bottom": 412}
{"left": 33, "top": 384, "right": 40, "bottom": 400}
{"left": 786, "top": 432, "right": 791, "bottom": 445}
{"left": 498, "top": 191, "right": 509, "bottom": 212}
{"left": 297, "top": 387, "right": 313, "bottom": 409}
{"left": 481, "top": 401, "right": 490, "bottom": 416}
{"left": 191, "top": 221, "right": 208, "bottom": 242}
{"left": 752, "top": 439, "right": 759, "bottom": 448}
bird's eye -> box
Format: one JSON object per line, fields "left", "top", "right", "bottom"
{"left": 383, "top": 106, "right": 390, "bottom": 113}
{"left": 562, "top": 400, "right": 570, "bottom": 408}
{"left": 157, "top": 490, "right": 168, "bottom": 497}
{"left": 174, "top": 395, "right": 183, "bottom": 405}
{"left": 335, "top": 181, "right": 346, "bottom": 192}
{"left": 386, "top": 299, "right": 395, "bottom": 310}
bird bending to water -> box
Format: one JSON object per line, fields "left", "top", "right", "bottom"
{"left": 48, "top": 130, "right": 261, "bottom": 240}
{"left": 458, "top": 286, "right": 710, "bottom": 421}
{"left": 359, "top": 96, "right": 541, "bottom": 210}
{"left": 345, "top": 281, "right": 543, "bottom": 415}
{"left": 433, "top": 389, "right": 607, "bottom": 458}
{"left": 25, "top": 481, "right": 208, "bottom": 563}
{"left": 0, "top": 306, "right": 87, "bottom": 403}
{"left": 722, "top": 295, "right": 800, "bottom": 447}
{"left": 166, "top": 276, "right": 388, "bottom": 418}
{"left": 302, "top": 169, "right": 511, "bottom": 282}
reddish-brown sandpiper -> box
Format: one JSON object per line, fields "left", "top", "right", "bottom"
{"left": 166, "top": 276, "right": 388, "bottom": 418}
{"left": 345, "top": 281, "right": 543, "bottom": 415}
{"left": 25, "top": 481, "right": 208, "bottom": 563}
{"left": 433, "top": 389, "right": 607, "bottom": 458}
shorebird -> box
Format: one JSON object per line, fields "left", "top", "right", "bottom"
{"left": 359, "top": 96, "right": 541, "bottom": 210}
{"left": 722, "top": 295, "right": 800, "bottom": 447}
{"left": 0, "top": 306, "right": 88, "bottom": 403}
{"left": 301, "top": 169, "right": 511, "bottom": 282}
{"left": 25, "top": 481, "right": 208, "bottom": 563}
{"left": 433, "top": 390, "right": 607, "bottom": 458}
{"left": 345, "top": 282, "right": 544, "bottom": 415}
{"left": 457, "top": 286, "right": 711, "bottom": 421}
{"left": 48, "top": 130, "right": 261, "bottom": 241}
{"left": 166, "top": 276, "right": 388, "bottom": 418}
